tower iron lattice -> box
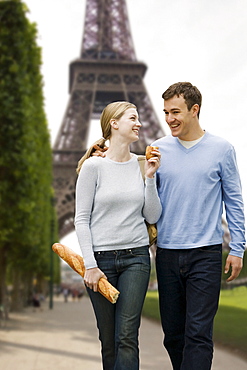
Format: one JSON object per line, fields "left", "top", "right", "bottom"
{"left": 53, "top": 0, "right": 165, "bottom": 239}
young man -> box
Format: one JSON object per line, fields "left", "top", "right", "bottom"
{"left": 153, "top": 82, "right": 245, "bottom": 370}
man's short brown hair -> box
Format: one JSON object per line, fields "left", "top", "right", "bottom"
{"left": 162, "top": 82, "right": 202, "bottom": 117}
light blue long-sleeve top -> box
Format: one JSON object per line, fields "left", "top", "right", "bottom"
{"left": 74, "top": 155, "right": 162, "bottom": 269}
{"left": 152, "top": 132, "right": 245, "bottom": 257}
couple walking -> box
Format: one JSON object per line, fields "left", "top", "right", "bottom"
{"left": 74, "top": 82, "right": 245, "bottom": 370}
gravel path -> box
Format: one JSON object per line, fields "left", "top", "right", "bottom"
{"left": 0, "top": 296, "right": 246, "bottom": 370}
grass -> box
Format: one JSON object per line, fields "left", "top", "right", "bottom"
{"left": 142, "top": 286, "right": 247, "bottom": 358}
{"left": 142, "top": 290, "right": 160, "bottom": 321}
{"left": 218, "top": 286, "right": 247, "bottom": 309}
{"left": 214, "top": 286, "right": 247, "bottom": 357}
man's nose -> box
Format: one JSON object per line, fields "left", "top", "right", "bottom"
{"left": 166, "top": 114, "right": 174, "bottom": 124}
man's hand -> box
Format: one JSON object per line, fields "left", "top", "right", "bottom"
{"left": 224, "top": 255, "right": 243, "bottom": 282}
{"left": 92, "top": 144, "right": 108, "bottom": 157}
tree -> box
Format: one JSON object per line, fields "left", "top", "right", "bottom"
{"left": 0, "top": 0, "right": 58, "bottom": 311}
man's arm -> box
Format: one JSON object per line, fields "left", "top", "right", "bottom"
{"left": 222, "top": 147, "right": 245, "bottom": 281}
{"left": 91, "top": 144, "right": 108, "bottom": 157}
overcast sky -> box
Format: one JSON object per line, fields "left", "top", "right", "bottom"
{"left": 25, "top": 0, "right": 247, "bottom": 251}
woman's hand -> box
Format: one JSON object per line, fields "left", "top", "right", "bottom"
{"left": 145, "top": 148, "right": 161, "bottom": 178}
{"left": 84, "top": 267, "right": 107, "bottom": 292}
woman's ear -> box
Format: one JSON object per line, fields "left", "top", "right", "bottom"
{"left": 110, "top": 119, "right": 118, "bottom": 130}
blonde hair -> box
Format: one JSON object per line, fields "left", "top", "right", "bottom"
{"left": 76, "top": 101, "right": 136, "bottom": 173}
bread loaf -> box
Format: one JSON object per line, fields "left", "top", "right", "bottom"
{"left": 52, "top": 243, "right": 120, "bottom": 304}
{"left": 145, "top": 146, "right": 159, "bottom": 160}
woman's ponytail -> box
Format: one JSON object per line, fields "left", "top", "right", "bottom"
{"left": 76, "top": 137, "right": 106, "bottom": 174}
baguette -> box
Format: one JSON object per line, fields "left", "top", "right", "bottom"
{"left": 52, "top": 243, "right": 120, "bottom": 304}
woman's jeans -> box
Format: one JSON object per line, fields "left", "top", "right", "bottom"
{"left": 156, "top": 244, "right": 222, "bottom": 370}
{"left": 86, "top": 246, "right": 150, "bottom": 370}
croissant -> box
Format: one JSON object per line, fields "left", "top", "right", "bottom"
{"left": 52, "top": 243, "right": 120, "bottom": 304}
{"left": 145, "top": 146, "right": 159, "bottom": 160}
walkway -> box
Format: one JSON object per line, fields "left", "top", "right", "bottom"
{"left": 0, "top": 296, "right": 246, "bottom": 369}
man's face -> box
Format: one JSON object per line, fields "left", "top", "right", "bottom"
{"left": 163, "top": 95, "right": 196, "bottom": 140}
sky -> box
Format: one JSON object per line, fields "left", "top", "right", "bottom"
{"left": 24, "top": 0, "right": 247, "bottom": 253}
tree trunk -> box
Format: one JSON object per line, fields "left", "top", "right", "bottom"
{"left": 22, "top": 272, "right": 33, "bottom": 307}
{"left": 0, "top": 246, "right": 9, "bottom": 319}
{"left": 11, "top": 269, "right": 24, "bottom": 311}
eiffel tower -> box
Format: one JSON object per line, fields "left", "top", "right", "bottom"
{"left": 53, "top": 0, "right": 165, "bottom": 239}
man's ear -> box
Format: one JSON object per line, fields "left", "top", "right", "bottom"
{"left": 110, "top": 119, "right": 118, "bottom": 130}
{"left": 192, "top": 104, "right": 200, "bottom": 117}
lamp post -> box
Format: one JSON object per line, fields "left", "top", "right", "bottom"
{"left": 49, "top": 196, "right": 55, "bottom": 309}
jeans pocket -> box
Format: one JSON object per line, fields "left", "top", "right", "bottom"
{"left": 138, "top": 254, "right": 151, "bottom": 273}
{"left": 141, "top": 259, "right": 151, "bottom": 273}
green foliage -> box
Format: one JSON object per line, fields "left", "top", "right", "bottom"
{"left": 0, "top": 0, "right": 59, "bottom": 307}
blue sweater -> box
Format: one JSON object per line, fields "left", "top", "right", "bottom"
{"left": 153, "top": 132, "right": 246, "bottom": 257}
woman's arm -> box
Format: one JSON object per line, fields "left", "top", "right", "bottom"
{"left": 142, "top": 150, "right": 162, "bottom": 224}
{"left": 74, "top": 159, "right": 108, "bottom": 289}
{"left": 143, "top": 177, "right": 162, "bottom": 224}
{"left": 74, "top": 159, "right": 98, "bottom": 269}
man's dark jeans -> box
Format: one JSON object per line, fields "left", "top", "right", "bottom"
{"left": 156, "top": 244, "right": 222, "bottom": 370}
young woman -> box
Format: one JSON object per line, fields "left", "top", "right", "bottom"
{"left": 74, "top": 101, "right": 161, "bottom": 370}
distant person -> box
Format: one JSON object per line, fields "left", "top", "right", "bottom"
{"left": 32, "top": 293, "right": 42, "bottom": 312}
{"left": 77, "top": 288, "right": 84, "bottom": 300}
{"left": 152, "top": 82, "right": 246, "bottom": 370}
{"left": 74, "top": 101, "right": 162, "bottom": 370}
{"left": 62, "top": 288, "right": 69, "bottom": 303}
{"left": 71, "top": 288, "right": 78, "bottom": 301}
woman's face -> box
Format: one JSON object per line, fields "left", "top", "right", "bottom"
{"left": 113, "top": 108, "right": 141, "bottom": 143}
